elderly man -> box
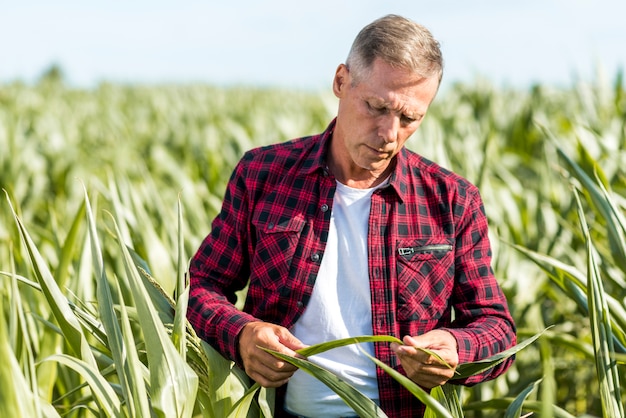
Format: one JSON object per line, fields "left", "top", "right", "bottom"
{"left": 187, "top": 14, "right": 516, "bottom": 418}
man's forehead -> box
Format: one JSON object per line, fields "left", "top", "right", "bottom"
{"left": 362, "top": 91, "right": 427, "bottom": 117}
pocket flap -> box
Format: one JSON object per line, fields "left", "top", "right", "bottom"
{"left": 263, "top": 215, "right": 306, "bottom": 233}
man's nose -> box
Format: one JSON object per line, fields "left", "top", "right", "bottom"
{"left": 378, "top": 114, "right": 400, "bottom": 143}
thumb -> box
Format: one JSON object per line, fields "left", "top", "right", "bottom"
{"left": 403, "top": 330, "right": 458, "bottom": 351}
{"left": 403, "top": 334, "right": 431, "bottom": 348}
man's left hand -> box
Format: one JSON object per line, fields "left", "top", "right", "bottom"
{"left": 390, "top": 329, "right": 459, "bottom": 389}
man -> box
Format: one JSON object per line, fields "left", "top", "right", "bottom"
{"left": 187, "top": 14, "right": 516, "bottom": 417}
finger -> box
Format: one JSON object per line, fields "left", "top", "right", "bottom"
{"left": 400, "top": 333, "right": 459, "bottom": 368}
{"left": 276, "top": 329, "right": 307, "bottom": 352}
{"left": 258, "top": 348, "right": 299, "bottom": 373}
{"left": 403, "top": 330, "right": 458, "bottom": 352}
{"left": 397, "top": 357, "right": 456, "bottom": 388}
{"left": 247, "top": 368, "right": 293, "bottom": 387}
{"left": 250, "top": 360, "right": 297, "bottom": 383}
{"left": 391, "top": 342, "right": 431, "bottom": 362}
{"left": 414, "top": 373, "right": 451, "bottom": 389}
{"left": 243, "top": 350, "right": 299, "bottom": 387}
{"left": 403, "top": 334, "right": 443, "bottom": 350}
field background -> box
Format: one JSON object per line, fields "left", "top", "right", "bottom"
{"left": 1, "top": 68, "right": 625, "bottom": 417}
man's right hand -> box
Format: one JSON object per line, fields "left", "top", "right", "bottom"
{"left": 238, "top": 321, "right": 306, "bottom": 387}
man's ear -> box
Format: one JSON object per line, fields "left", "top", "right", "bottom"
{"left": 333, "top": 64, "right": 349, "bottom": 98}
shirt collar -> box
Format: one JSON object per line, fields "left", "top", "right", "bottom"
{"left": 387, "top": 148, "right": 409, "bottom": 203}
{"left": 301, "top": 118, "right": 336, "bottom": 176}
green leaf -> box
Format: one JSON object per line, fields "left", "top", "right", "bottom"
{"left": 557, "top": 144, "right": 626, "bottom": 271}
{"left": 455, "top": 329, "right": 548, "bottom": 379}
{"left": 197, "top": 339, "right": 252, "bottom": 417}
{"left": 504, "top": 379, "right": 541, "bottom": 418}
{"left": 117, "top": 284, "right": 152, "bottom": 417}
{"left": 108, "top": 213, "right": 198, "bottom": 418}
{"left": 359, "top": 347, "right": 453, "bottom": 418}
{"left": 84, "top": 186, "right": 151, "bottom": 417}
{"left": 574, "top": 191, "right": 624, "bottom": 418}
{"left": 5, "top": 191, "right": 97, "bottom": 367}
{"left": 0, "top": 295, "right": 42, "bottom": 418}
{"left": 53, "top": 199, "right": 85, "bottom": 290}
{"left": 263, "top": 347, "right": 388, "bottom": 417}
{"left": 257, "top": 387, "right": 275, "bottom": 418}
{"left": 43, "top": 354, "right": 121, "bottom": 417}
{"left": 226, "top": 382, "right": 261, "bottom": 418}
{"left": 172, "top": 197, "right": 189, "bottom": 356}
{"left": 296, "top": 335, "right": 402, "bottom": 357}
{"left": 7, "top": 252, "right": 46, "bottom": 417}
{"left": 512, "top": 244, "right": 626, "bottom": 351}
{"left": 297, "top": 335, "right": 454, "bottom": 370}
{"left": 464, "top": 399, "right": 576, "bottom": 418}
{"left": 426, "top": 385, "right": 463, "bottom": 418}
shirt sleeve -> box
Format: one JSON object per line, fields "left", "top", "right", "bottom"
{"left": 444, "top": 187, "right": 517, "bottom": 385}
{"left": 186, "top": 157, "right": 258, "bottom": 365}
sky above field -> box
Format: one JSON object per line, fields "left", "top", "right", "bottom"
{"left": 1, "top": 0, "right": 624, "bottom": 91}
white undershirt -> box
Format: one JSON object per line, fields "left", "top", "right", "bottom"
{"left": 285, "top": 179, "right": 387, "bottom": 417}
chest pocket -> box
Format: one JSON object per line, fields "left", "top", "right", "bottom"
{"left": 251, "top": 213, "right": 307, "bottom": 289}
{"left": 396, "top": 238, "right": 454, "bottom": 322}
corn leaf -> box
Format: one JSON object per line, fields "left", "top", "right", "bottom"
{"left": 43, "top": 353, "right": 121, "bottom": 417}
{"left": 504, "top": 379, "right": 541, "bottom": 418}
{"left": 263, "top": 347, "right": 388, "bottom": 417}
{"left": 226, "top": 382, "right": 261, "bottom": 418}
{"left": 426, "top": 385, "right": 463, "bottom": 418}
{"left": 257, "top": 387, "right": 275, "bottom": 418}
{"left": 117, "top": 282, "right": 152, "bottom": 417}
{"left": 557, "top": 144, "right": 626, "bottom": 270}
{"left": 53, "top": 199, "right": 85, "bottom": 290}
{"left": 0, "top": 294, "right": 43, "bottom": 418}
{"left": 172, "top": 197, "right": 189, "bottom": 356}
{"left": 359, "top": 347, "right": 453, "bottom": 418}
{"left": 455, "top": 329, "right": 547, "bottom": 379}
{"left": 512, "top": 244, "right": 626, "bottom": 351}
{"left": 8, "top": 258, "right": 44, "bottom": 417}
{"left": 464, "top": 399, "right": 576, "bottom": 418}
{"left": 199, "top": 340, "right": 252, "bottom": 417}
{"left": 109, "top": 213, "right": 198, "bottom": 418}
{"left": 84, "top": 187, "right": 151, "bottom": 417}
{"left": 5, "top": 192, "right": 97, "bottom": 368}
{"left": 296, "top": 335, "right": 402, "bottom": 357}
{"left": 297, "top": 334, "right": 455, "bottom": 370}
{"left": 574, "top": 191, "right": 624, "bottom": 418}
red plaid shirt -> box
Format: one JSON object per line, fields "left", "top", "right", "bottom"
{"left": 187, "top": 119, "right": 516, "bottom": 417}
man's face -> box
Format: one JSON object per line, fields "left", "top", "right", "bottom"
{"left": 331, "top": 58, "right": 439, "bottom": 180}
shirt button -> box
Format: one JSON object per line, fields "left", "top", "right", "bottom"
{"left": 320, "top": 204, "right": 329, "bottom": 212}
{"left": 267, "top": 222, "right": 275, "bottom": 230}
{"left": 310, "top": 253, "right": 320, "bottom": 262}
{"left": 297, "top": 301, "right": 304, "bottom": 308}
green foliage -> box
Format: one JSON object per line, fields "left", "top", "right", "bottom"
{"left": 1, "top": 73, "right": 625, "bottom": 416}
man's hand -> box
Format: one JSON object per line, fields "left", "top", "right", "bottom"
{"left": 238, "top": 321, "right": 306, "bottom": 387}
{"left": 390, "top": 329, "right": 459, "bottom": 389}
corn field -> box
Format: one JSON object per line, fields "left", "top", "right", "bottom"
{"left": 1, "top": 68, "right": 625, "bottom": 417}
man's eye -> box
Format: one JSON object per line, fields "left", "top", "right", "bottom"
{"left": 366, "top": 102, "right": 385, "bottom": 113}
{"left": 401, "top": 115, "right": 416, "bottom": 125}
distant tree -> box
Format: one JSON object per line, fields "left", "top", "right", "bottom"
{"left": 38, "top": 64, "right": 65, "bottom": 85}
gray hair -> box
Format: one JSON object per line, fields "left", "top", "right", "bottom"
{"left": 346, "top": 14, "right": 443, "bottom": 85}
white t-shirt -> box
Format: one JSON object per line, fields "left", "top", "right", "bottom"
{"left": 284, "top": 179, "right": 387, "bottom": 417}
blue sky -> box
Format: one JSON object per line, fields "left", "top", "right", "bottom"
{"left": 1, "top": 1, "right": 624, "bottom": 91}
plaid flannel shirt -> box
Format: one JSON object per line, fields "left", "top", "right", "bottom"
{"left": 187, "top": 119, "right": 516, "bottom": 417}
